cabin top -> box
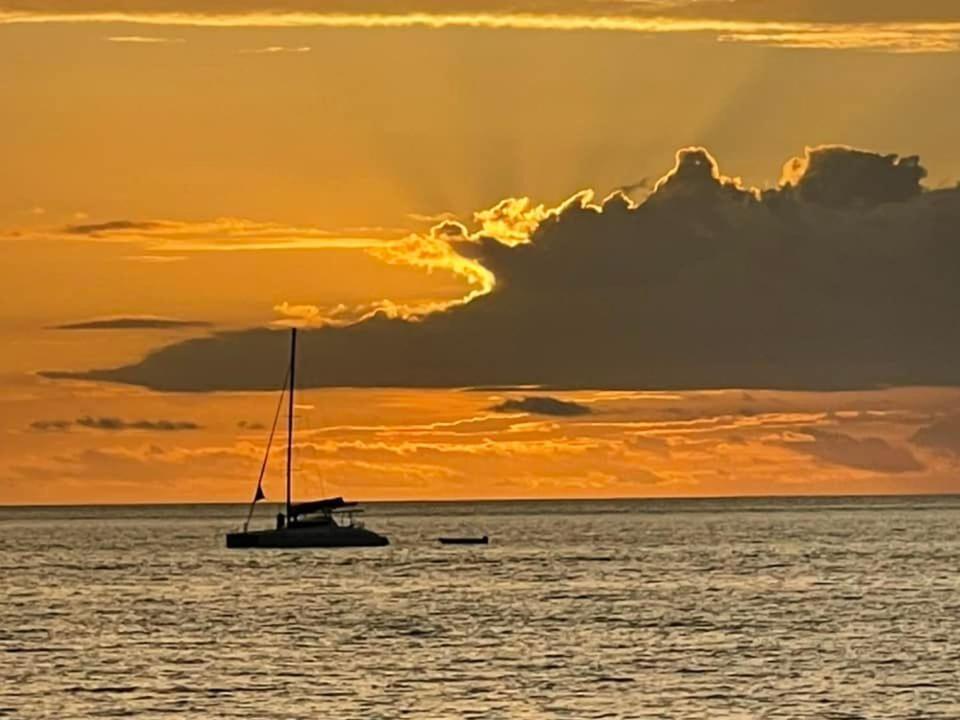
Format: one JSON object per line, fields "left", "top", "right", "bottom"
{"left": 289, "top": 496, "right": 360, "bottom": 518}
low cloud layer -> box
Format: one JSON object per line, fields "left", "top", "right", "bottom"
{"left": 30, "top": 416, "right": 202, "bottom": 432}
{"left": 10, "top": 386, "right": 960, "bottom": 504}
{"left": 47, "top": 145, "right": 960, "bottom": 393}
{"left": 491, "top": 396, "right": 592, "bottom": 417}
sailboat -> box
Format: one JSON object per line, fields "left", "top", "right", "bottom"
{"left": 225, "top": 328, "right": 390, "bottom": 549}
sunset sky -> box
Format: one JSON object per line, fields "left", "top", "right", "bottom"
{"left": 3, "top": 0, "right": 960, "bottom": 504}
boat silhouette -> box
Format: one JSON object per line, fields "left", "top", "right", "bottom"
{"left": 226, "top": 328, "right": 389, "bottom": 549}
{"left": 438, "top": 535, "right": 489, "bottom": 545}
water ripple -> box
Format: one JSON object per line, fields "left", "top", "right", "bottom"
{"left": 2, "top": 498, "right": 960, "bottom": 717}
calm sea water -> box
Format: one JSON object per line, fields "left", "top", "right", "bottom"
{"left": 2, "top": 497, "right": 959, "bottom": 719}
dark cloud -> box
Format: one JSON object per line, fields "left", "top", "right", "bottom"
{"left": 778, "top": 147, "right": 926, "bottom": 208}
{"left": 52, "top": 316, "right": 211, "bottom": 330}
{"left": 45, "top": 145, "right": 960, "bottom": 393}
{"left": 911, "top": 416, "right": 960, "bottom": 456}
{"left": 29, "top": 419, "right": 74, "bottom": 432}
{"left": 63, "top": 220, "right": 169, "bottom": 235}
{"left": 76, "top": 416, "right": 202, "bottom": 431}
{"left": 238, "top": 420, "right": 267, "bottom": 430}
{"left": 490, "top": 396, "right": 591, "bottom": 417}
{"left": 783, "top": 429, "right": 924, "bottom": 474}
{"left": 30, "top": 417, "right": 202, "bottom": 432}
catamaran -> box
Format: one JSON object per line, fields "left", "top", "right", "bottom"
{"left": 225, "top": 328, "right": 389, "bottom": 549}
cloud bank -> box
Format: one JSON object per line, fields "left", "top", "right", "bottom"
{"left": 1, "top": 1, "right": 959, "bottom": 52}
{"left": 491, "top": 396, "right": 592, "bottom": 417}
{"left": 52, "top": 316, "right": 211, "bottom": 330}
{"left": 46, "top": 145, "right": 960, "bottom": 393}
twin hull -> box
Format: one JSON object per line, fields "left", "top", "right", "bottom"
{"left": 226, "top": 525, "right": 389, "bottom": 549}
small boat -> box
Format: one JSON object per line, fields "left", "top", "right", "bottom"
{"left": 226, "top": 328, "right": 389, "bottom": 549}
{"left": 227, "top": 496, "right": 389, "bottom": 549}
{"left": 438, "top": 535, "right": 489, "bottom": 545}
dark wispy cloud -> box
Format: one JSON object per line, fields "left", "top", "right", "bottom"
{"left": 46, "top": 144, "right": 960, "bottom": 394}
{"left": 491, "top": 396, "right": 592, "bottom": 417}
{"left": 77, "top": 416, "right": 202, "bottom": 431}
{"left": 52, "top": 316, "right": 211, "bottom": 330}
{"left": 29, "top": 419, "right": 73, "bottom": 432}
{"left": 781, "top": 429, "right": 924, "bottom": 474}
{"left": 30, "top": 416, "right": 203, "bottom": 432}
{"left": 64, "top": 220, "right": 171, "bottom": 235}
{"left": 53, "top": 216, "right": 404, "bottom": 252}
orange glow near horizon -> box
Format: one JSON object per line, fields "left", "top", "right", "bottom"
{"left": 4, "top": 380, "right": 960, "bottom": 505}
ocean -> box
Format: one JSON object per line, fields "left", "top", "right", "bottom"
{"left": 2, "top": 497, "right": 959, "bottom": 718}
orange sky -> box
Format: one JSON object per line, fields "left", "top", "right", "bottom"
{"left": 2, "top": 1, "right": 960, "bottom": 504}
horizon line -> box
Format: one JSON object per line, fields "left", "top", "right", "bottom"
{"left": 4, "top": 491, "right": 959, "bottom": 509}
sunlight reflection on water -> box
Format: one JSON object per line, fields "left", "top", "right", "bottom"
{"left": 2, "top": 497, "right": 959, "bottom": 718}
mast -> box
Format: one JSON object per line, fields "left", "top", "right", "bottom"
{"left": 286, "top": 327, "right": 297, "bottom": 521}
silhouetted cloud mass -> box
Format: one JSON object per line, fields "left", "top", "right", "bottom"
{"left": 911, "top": 416, "right": 960, "bottom": 456}
{"left": 778, "top": 147, "right": 926, "bottom": 207}
{"left": 30, "top": 417, "right": 202, "bottom": 431}
{"left": 490, "top": 396, "right": 592, "bottom": 416}
{"left": 53, "top": 317, "right": 211, "bottom": 330}
{"left": 45, "top": 145, "right": 960, "bottom": 393}
{"left": 784, "top": 429, "right": 924, "bottom": 474}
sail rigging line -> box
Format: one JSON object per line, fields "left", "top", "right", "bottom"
{"left": 286, "top": 328, "right": 297, "bottom": 522}
{"left": 242, "top": 363, "right": 291, "bottom": 532}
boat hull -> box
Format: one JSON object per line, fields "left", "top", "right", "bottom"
{"left": 226, "top": 525, "right": 389, "bottom": 549}
{"left": 438, "top": 536, "right": 489, "bottom": 545}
